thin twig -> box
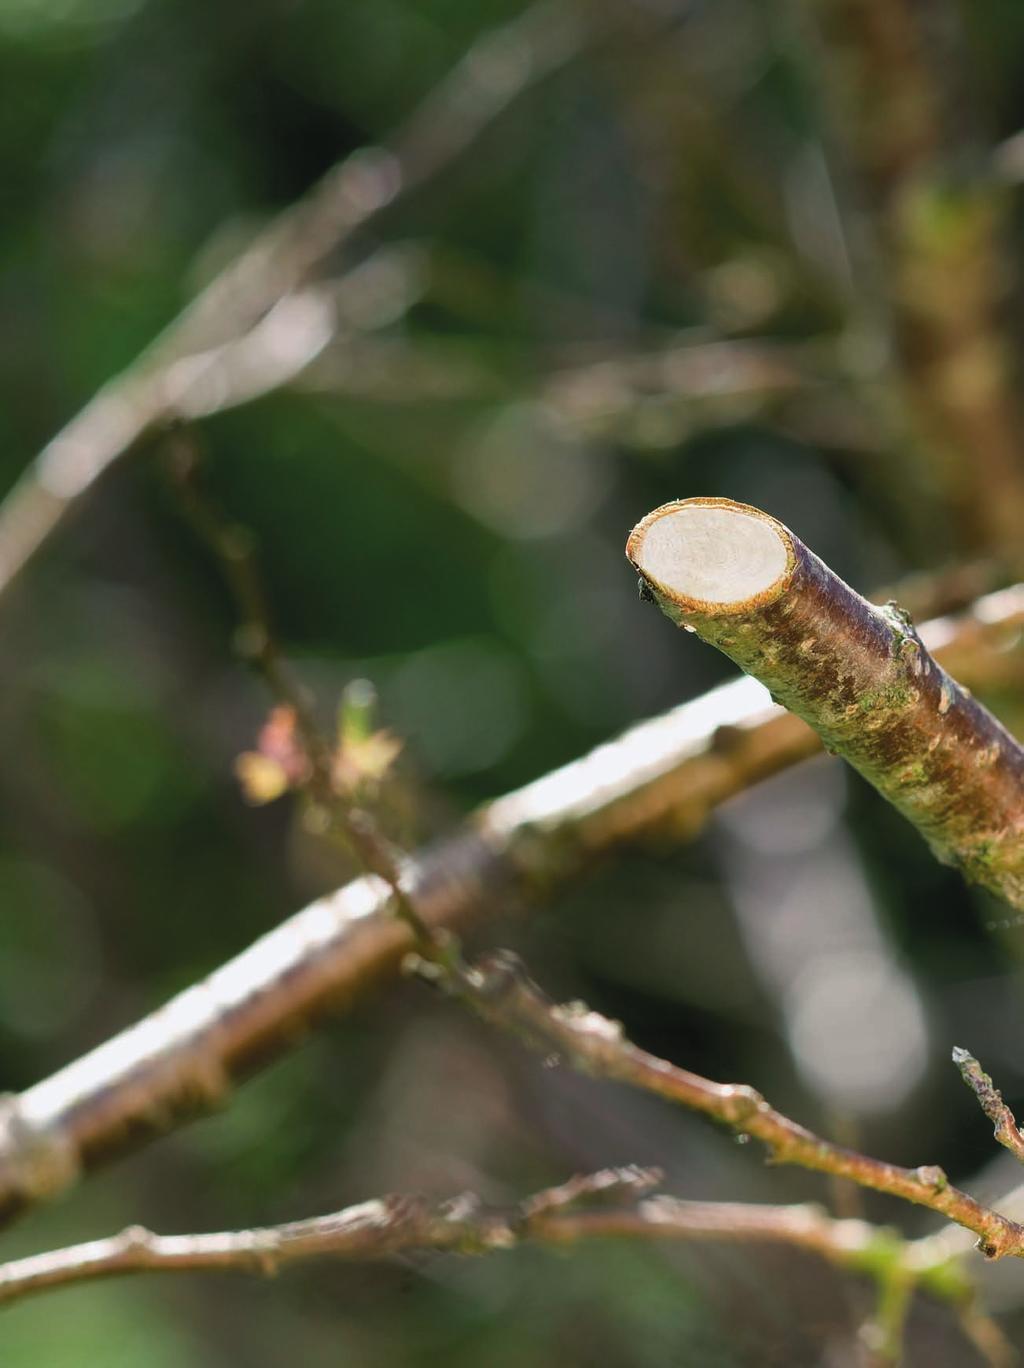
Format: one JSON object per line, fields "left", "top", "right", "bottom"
{"left": 297, "top": 329, "right": 870, "bottom": 453}
{"left": 2, "top": 1002, "right": 1017, "bottom": 1366}
{"left": 0, "top": 1, "right": 590, "bottom": 599}
{"left": 8, "top": 959, "right": 1016, "bottom": 1364}
{"left": 860, "top": 1268, "right": 913, "bottom": 1368}
{"left": 0, "top": 1162, "right": 992, "bottom": 1363}
{"left": 0, "top": 1167, "right": 655, "bottom": 1306}
{"left": 165, "top": 429, "right": 436, "bottom": 948}
{"left": 954, "top": 1048, "right": 1024, "bottom": 1166}
{"left": 0, "top": 576, "right": 1021, "bottom": 1229}
{"left": 427, "top": 948, "right": 1024, "bottom": 1260}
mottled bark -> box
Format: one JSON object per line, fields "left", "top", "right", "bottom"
{"left": 0, "top": 571, "right": 1021, "bottom": 1233}
{"left": 0, "top": 1, "right": 585, "bottom": 599}
{"left": 628, "top": 497, "right": 1024, "bottom": 905}
{"left": 954, "top": 1047, "right": 1024, "bottom": 1167}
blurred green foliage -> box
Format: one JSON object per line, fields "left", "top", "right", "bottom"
{"left": 2, "top": 1, "right": 1024, "bottom": 1364}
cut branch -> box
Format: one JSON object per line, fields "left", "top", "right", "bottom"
{"left": 0, "top": 576, "right": 1021, "bottom": 1231}
{"left": 627, "top": 498, "right": 1024, "bottom": 906}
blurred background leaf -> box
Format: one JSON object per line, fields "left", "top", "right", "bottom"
{"left": 2, "top": 1, "right": 1024, "bottom": 1363}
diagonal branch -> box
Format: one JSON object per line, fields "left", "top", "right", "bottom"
{"left": 0, "top": 1166, "right": 651, "bottom": 1306}
{"left": 627, "top": 498, "right": 1024, "bottom": 906}
{"left": 954, "top": 1047, "right": 1024, "bottom": 1166}
{"left": 0, "top": 576, "right": 1021, "bottom": 1231}
{"left": 4, "top": 980, "right": 1018, "bottom": 1366}
{"left": 0, "top": 0, "right": 588, "bottom": 598}
{"left": 429, "top": 949, "right": 1024, "bottom": 1262}
{"left": 166, "top": 430, "right": 438, "bottom": 950}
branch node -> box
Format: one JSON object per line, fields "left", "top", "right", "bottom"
{"left": 915, "top": 1165, "right": 949, "bottom": 1194}
{"left": 519, "top": 1166, "right": 663, "bottom": 1225}
{"left": 0, "top": 1096, "right": 80, "bottom": 1204}
{"left": 252, "top": 1234, "right": 283, "bottom": 1277}
{"left": 722, "top": 1085, "right": 763, "bottom": 1126}
{"left": 471, "top": 950, "right": 534, "bottom": 999}
{"left": 118, "top": 1225, "right": 154, "bottom": 1255}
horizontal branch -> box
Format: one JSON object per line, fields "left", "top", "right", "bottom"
{"left": 435, "top": 950, "right": 1024, "bottom": 1261}
{"left": 6, "top": 979, "right": 1018, "bottom": 1365}
{"left": 0, "top": 1167, "right": 653, "bottom": 1307}
{"left": 0, "top": 578, "right": 1021, "bottom": 1231}
{"left": 0, "top": 1165, "right": 980, "bottom": 1331}
{"left": 628, "top": 498, "right": 1024, "bottom": 905}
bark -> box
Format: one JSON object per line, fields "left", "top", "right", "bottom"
{"left": 443, "top": 950, "right": 1024, "bottom": 1260}
{"left": 0, "top": 574, "right": 1021, "bottom": 1231}
{"left": 0, "top": 1170, "right": 970, "bottom": 1318}
{"left": 628, "top": 498, "right": 1024, "bottom": 906}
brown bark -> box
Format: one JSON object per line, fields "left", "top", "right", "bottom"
{"left": 0, "top": 574, "right": 1021, "bottom": 1232}
{"left": 445, "top": 950, "right": 1024, "bottom": 1261}
{"left": 0, "top": 1171, "right": 966, "bottom": 1312}
{"left": 808, "top": 0, "right": 1024, "bottom": 557}
{"left": 628, "top": 498, "right": 1024, "bottom": 905}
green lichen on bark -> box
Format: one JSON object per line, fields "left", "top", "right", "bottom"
{"left": 627, "top": 499, "right": 1024, "bottom": 909}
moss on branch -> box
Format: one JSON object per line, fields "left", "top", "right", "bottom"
{"left": 628, "top": 497, "right": 1024, "bottom": 907}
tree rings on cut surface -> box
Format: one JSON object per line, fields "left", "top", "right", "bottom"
{"left": 626, "top": 499, "right": 793, "bottom": 614}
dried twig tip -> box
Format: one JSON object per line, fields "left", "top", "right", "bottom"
{"left": 953, "top": 1046, "right": 1024, "bottom": 1166}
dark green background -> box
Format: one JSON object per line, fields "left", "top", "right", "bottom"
{"left": 1, "top": 1, "right": 1023, "bottom": 1363}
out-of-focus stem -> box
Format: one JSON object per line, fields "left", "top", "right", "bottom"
{"left": 0, "top": 572, "right": 1021, "bottom": 1232}
{"left": 0, "top": 1165, "right": 983, "bottom": 1347}
{"left": 808, "top": 0, "right": 1024, "bottom": 557}
{"left": 954, "top": 1047, "right": 1024, "bottom": 1166}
